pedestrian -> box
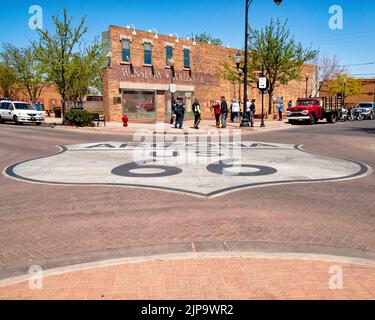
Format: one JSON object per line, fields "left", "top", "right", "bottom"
{"left": 211, "top": 100, "right": 221, "bottom": 128}
{"left": 34, "top": 101, "right": 42, "bottom": 111}
{"left": 231, "top": 99, "right": 241, "bottom": 123}
{"left": 245, "top": 99, "right": 251, "bottom": 122}
{"left": 230, "top": 99, "right": 235, "bottom": 123}
{"left": 250, "top": 99, "right": 256, "bottom": 127}
{"left": 192, "top": 98, "right": 201, "bottom": 129}
{"left": 170, "top": 97, "right": 177, "bottom": 125}
{"left": 175, "top": 97, "right": 185, "bottom": 129}
{"left": 288, "top": 100, "right": 293, "bottom": 109}
{"left": 277, "top": 102, "right": 284, "bottom": 121}
{"left": 220, "top": 96, "right": 228, "bottom": 128}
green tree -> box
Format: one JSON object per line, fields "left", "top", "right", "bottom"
{"left": 327, "top": 74, "right": 362, "bottom": 104}
{"left": 215, "top": 54, "right": 257, "bottom": 97}
{"left": 65, "top": 41, "right": 106, "bottom": 106}
{"left": 0, "top": 63, "right": 18, "bottom": 99}
{"left": 33, "top": 9, "right": 88, "bottom": 116}
{"left": 192, "top": 32, "right": 223, "bottom": 46}
{"left": 248, "top": 19, "right": 318, "bottom": 114}
{"left": 1, "top": 44, "right": 47, "bottom": 103}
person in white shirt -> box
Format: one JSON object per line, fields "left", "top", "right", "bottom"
{"left": 231, "top": 99, "right": 241, "bottom": 123}
{"left": 245, "top": 99, "right": 251, "bottom": 121}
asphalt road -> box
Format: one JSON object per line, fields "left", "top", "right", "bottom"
{"left": 0, "top": 120, "right": 374, "bottom": 279}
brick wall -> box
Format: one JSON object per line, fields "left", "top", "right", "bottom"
{"left": 103, "top": 25, "right": 315, "bottom": 122}
{"left": 16, "top": 84, "right": 61, "bottom": 111}
{"left": 320, "top": 78, "right": 375, "bottom": 106}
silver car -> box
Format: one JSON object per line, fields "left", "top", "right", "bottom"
{"left": 355, "top": 102, "right": 375, "bottom": 120}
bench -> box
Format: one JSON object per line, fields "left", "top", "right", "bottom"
{"left": 91, "top": 113, "right": 106, "bottom": 127}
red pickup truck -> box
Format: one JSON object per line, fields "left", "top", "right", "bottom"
{"left": 286, "top": 98, "right": 339, "bottom": 125}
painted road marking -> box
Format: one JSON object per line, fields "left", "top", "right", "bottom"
{"left": 3, "top": 141, "right": 371, "bottom": 197}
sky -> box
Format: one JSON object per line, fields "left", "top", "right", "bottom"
{"left": 0, "top": 0, "right": 374, "bottom": 77}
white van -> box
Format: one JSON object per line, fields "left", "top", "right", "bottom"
{"left": 0, "top": 100, "right": 45, "bottom": 125}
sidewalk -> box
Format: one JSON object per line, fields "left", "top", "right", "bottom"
{"left": 1, "top": 256, "right": 374, "bottom": 300}
{"left": 44, "top": 117, "right": 293, "bottom": 135}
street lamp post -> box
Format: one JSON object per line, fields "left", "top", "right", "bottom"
{"left": 235, "top": 51, "right": 244, "bottom": 122}
{"left": 305, "top": 74, "right": 309, "bottom": 98}
{"left": 168, "top": 58, "right": 176, "bottom": 124}
{"left": 260, "top": 66, "right": 266, "bottom": 128}
{"left": 343, "top": 78, "right": 347, "bottom": 106}
{"left": 240, "top": 0, "right": 283, "bottom": 128}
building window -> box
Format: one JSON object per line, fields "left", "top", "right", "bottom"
{"left": 121, "top": 39, "right": 131, "bottom": 63}
{"left": 122, "top": 91, "right": 155, "bottom": 114}
{"left": 183, "top": 48, "right": 191, "bottom": 69}
{"left": 144, "top": 42, "right": 152, "bottom": 65}
{"left": 166, "top": 45, "right": 173, "bottom": 66}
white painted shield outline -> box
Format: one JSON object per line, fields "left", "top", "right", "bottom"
{"left": 2, "top": 143, "right": 371, "bottom": 198}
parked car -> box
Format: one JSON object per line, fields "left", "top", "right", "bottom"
{"left": 355, "top": 102, "right": 375, "bottom": 120}
{"left": 0, "top": 100, "right": 45, "bottom": 125}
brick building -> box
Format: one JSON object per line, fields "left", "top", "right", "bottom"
{"left": 16, "top": 84, "right": 62, "bottom": 111}
{"left": 320, "top": 78, "right": 375, "bottom": 107}
{"left": 102, "top": 25, "right": 315, "bottom": 122}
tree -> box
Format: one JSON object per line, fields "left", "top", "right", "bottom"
{"left": 327, "top": 74, "right": 362, "bottom": 104}
{"left": 1, "top": 43, "right": 47, "bottom": 103}
{"left": 65, "top": 41, "right": 106, "bottom": 106}
{"left": 0, "top": 63, "right": 18, "bottom": 99}
{"left": 215, "top": 53, "right": 257, "bottom": 98}
{"left": 312, "top": 54, "right": 346, "bottom": 97}
{"left": 248, "top": 19, "right": 318, "bottom": 114}
{"left": 33, "top": 9, "right": 88, "bottom": 116}
{"left": 192, "top": 32, "right": 223, "bottom": 46}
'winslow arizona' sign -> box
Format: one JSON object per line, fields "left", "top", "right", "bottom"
{"left": 110, "top": 65, "right": 219, "bottom": 86}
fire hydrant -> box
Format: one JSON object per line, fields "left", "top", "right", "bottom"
{"left": 122, "top": 114, "right": 129, "bottom": 127}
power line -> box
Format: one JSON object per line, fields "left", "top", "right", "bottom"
{"left": 341, "top": 62, "right": 375, "bottom": 67}
{"left": 298, "top": 30, "right": 375, "bottom": 42}
{"left": 348, "top": 73, "right": 375, "bottom": 76}
{"left": 300, "top": 34, "right": 375, "bottom": 47}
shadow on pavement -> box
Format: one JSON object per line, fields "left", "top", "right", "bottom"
{"left": 346, "top": 127, "right": 375, "bottom": 134}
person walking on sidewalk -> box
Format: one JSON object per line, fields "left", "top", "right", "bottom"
{"left": 175, "top": 97, "right": 186, "bottom": 129}
{"left": 277, "top": 102, "right": 284, "bottom": 121}
{"left": 192, "top": 99, "right": 202, "bottom": 129}
{"left": 250, "top": 99, "right": 256, "bottom": 127}
{"left": 245, "top": 99, "right": 251, "bottom": 122}
{"left": 220, "top": 96, "right": 228, "bottom": 128}
{"left": 231, "top": 99, "right": 241, "bottom": 123}
{"left": 170, "top": 97, "right": 177, "bottom": 125}
{"left": 211, "top": 100, "right": 221, "bottom": 128}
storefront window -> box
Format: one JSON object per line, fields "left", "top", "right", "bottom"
{"left": 122, "top": 91, "right": 155, "bottom": 113}
{"left": 165, "top": 91, "right": 193, "bottom": 113}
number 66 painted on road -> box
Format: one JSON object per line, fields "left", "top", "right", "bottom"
{"left": 112, "top": 158, "right": 277, "bottom": 178}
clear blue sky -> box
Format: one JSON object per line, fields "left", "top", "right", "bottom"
{"left": 0, "top": 0, "right": 374, "bottom": 77}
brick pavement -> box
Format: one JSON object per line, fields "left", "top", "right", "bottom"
{"left": 43, "top": 119, "right": 293, "bottom": 135}
{"left": 0, "top": 121, "right": 374, "bottom": 280}
{"left": 0, "top": 257, "right": 374, "bottom": 300}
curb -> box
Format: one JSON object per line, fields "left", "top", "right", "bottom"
{"left": 1, "top": 240, "right": 375, "bottom": 287}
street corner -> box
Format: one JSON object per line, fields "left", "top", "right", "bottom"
{"left": 3, "top": 140, "right": 371, "bottom": 198}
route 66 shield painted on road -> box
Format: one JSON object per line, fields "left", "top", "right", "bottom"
{"left": 3, "top": 141, "right": 370, "bottom": 198}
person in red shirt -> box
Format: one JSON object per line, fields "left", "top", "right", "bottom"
{"left": 211, "top": 100, "right": 221, "bottom": 128}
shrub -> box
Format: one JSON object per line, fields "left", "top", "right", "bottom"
{"left": 63, "top": 109, "right": 95, "bottom": 127}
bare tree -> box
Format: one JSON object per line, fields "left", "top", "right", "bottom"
{"left": 312, "top": 54, "right": 346, "bottom": 97}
